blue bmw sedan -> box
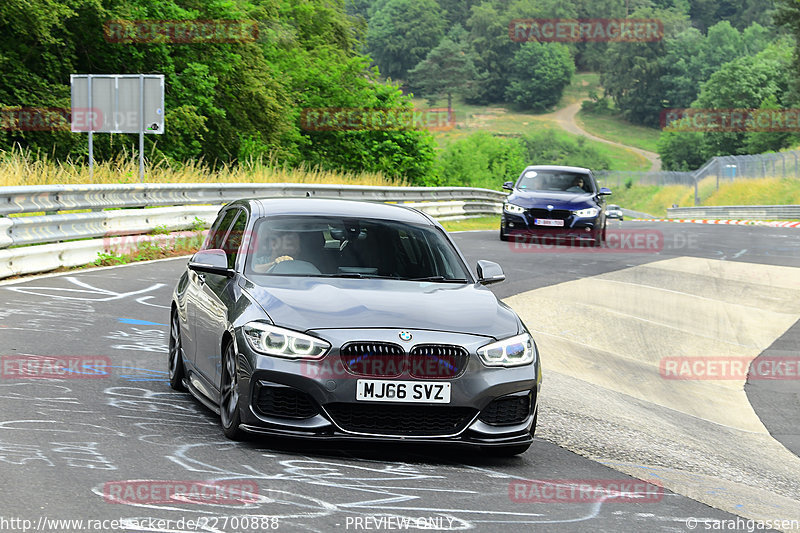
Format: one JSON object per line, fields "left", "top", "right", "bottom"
{"left": 500, "top": 165, "right": 612, "bottom": 245}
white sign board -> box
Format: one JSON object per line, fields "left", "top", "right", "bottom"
{"left": 70, "top": 74, "right": 164, "bottom": 134}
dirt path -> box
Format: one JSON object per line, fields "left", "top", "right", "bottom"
{"left": 542, "top": 102, "right": 662, "bottom": 171}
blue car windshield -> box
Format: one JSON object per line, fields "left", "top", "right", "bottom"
{"left": 246, "top": 216, "right": 471, "bottom": 281}
{"left": 517, "top": 170, "right": 593, "bottom": 193}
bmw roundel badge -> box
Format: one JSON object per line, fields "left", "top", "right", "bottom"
{"left": 399, "top": 331, "right": 412, "bottom": 342}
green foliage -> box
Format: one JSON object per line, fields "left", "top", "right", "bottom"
{"left": 657, "top": 130, "right": 707, "bottom": 170}
{"left": 463, "top": 2, "right": 516, "bottom": 105}
{"left": 0, "top": 0, "right": 436, "bottom": 185}
{"left": 191, "top": 216, "right": 208, "bottom": 232}
{"left": 435, "top": 132, "right": 527, "bottom": 189}
{"left": 694, "top": 42, "right": 792, "bottom": 156}
{"left": 151, "top": 224, "right": 170, "bottom": 235}
{"left": 434, "top": 128, "right": 613, "bottom": 190}
{"left": 602, "top": 7, "right": 691, "bottom": 127}
{"left": 743, "top": 95, "right": 795, "bottom": 154}
{"left": 407, "top": 26, "right": 480, "bottom": 109}
{"left": 505, "top": 42, "right": 574, "bottom": 112}
{"left": 366, "top": 0, "right": 446, "bottom": 80}
{"left": 94, "top": 251, "right": 130, "bottom": 267}
{"left": 581, "top": 90, "right": 614, "bottom": 115}
{"left": 521, "top": 129, "right": 611, "bottom": 170}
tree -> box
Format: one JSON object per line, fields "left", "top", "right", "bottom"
{"left": 601, "top": 7, "right": 691, "bottom": 126}
{"left": 657, "top": 130, "right": 707, "bottom": 170}
{"left": 694, "top": 43, "right": 791, "bottom": 156}
{"left": 660, "top": 27, "right": 706, "bottom": 109}
{"left": 407, "top": 27, "right": 480, "bottom": 114}
{"left": 743, "top": 95, "right": 795, "bottom": 154}
{"left": 463, "top": 2, "right": 517, "bottom": 104}
{"left": 505, "top": 42, "right": 574, "bottom": 112}
{"left": 366, "top": 0, "right": 446, "bottom": 80}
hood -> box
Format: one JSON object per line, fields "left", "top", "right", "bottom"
{"left": 508, "top": 189, "right": 596, "bottom": 209}
{"left": 241, "top": 277, "right": 520, "bottom": 339}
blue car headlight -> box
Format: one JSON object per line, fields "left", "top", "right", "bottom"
{"left": 243, "top": 322, "right": 330, "bottom": 359}
{"left": 572, "top": 207, "right": 599, "bottom": 218}
{"left": 477, "top": 333, "right": 537, "bottom": 367}
{"left": 504, "top": 203, "right": 525, "bottom": 215}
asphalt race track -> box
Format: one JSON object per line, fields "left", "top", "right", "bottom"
{"left": 1, "top": 221, "right": 798, "bottom": 532}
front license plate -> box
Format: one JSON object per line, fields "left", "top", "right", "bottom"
{"left": 534, "top": 218, "right": 565, "bottom": 227}
{"left": 356, "top": 380, "right": 451, "bottom": 403}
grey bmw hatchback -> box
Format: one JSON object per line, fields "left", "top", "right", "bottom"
{"left": 170, "top": 198, "right": 541, "bottom": 455}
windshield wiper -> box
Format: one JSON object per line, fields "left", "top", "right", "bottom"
{"left": 324, "top": 273, "right": 396, "bottom": 279}
{"left": 408, "top": 276, "right": 469, "bottom": 283}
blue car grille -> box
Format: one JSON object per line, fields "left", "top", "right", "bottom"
{"left": 341, "top": 342, "right": 406, "bottom": 377}
{"left": 526, "top": 208, "right": 571, "bottom": 220}
{"left": 341, "top": 343, "right": 468, "bottom": 379}
{"left": 408, "top": 345, "right": 468, "bottom": 379}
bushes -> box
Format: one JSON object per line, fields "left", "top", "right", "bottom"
{"left": 434, "top": 132, "right": 526, "bottom": 189}
{"left": 435, "top": 130, "right": 611, "bottom": 189}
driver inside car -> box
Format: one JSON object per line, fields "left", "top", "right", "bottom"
{"left": 252, "top": 232, "right": 301, "bottom": 273}
{"left": 565, "top": 176, "right": 586, "bottom": 193}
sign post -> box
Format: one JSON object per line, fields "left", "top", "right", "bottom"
{"left": 71, "top": 74, "right": 164, "bottom": 182}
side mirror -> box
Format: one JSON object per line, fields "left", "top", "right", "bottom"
{"left": 476, "top": 260, "right": 505, "bottom": 285}
{"left": 598, "top": 187, "right": 612, "bottom": 196}
{"left": 502, "top": 181, "right": 514, "bottom": 191}
{"left": 188, "top": 249, "right": 234, "bottom": 277}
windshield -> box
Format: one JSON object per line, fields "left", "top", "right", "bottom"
{"left": 245, "top": 216, "right": 471, "bottom": 282}
{"left": 517, "top": 169, "right": 594, "bottom": 193}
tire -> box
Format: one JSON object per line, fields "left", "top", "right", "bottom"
{"left": 168, "top": 309, "right": 186, "bottom": 391}
{"left": 500, "top": 228, "right": 509, "bottom": 241}
{"left": 220, "top": 340, "right": 246, "bottom": 440}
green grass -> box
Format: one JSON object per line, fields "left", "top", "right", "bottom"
{"left": 582, "top": 136, "right": 650, "bottom": 171}
{"left": 412, "top": 95, "right": 651, "bottom": 172}
{"left": 611, "top": 177, "right": 800, "bottom": 217}
{"left": 575, "top": 110, "right": 661, "bottom": 153}
{"left": 440, "top": 215, "right": 499, "bottom": 232}
{"left": 560, "top": 72, "right": 602, "bottom": 108}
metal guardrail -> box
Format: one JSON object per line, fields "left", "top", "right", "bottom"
{"left": 0, "top": 183, "right": 506, "bottom": 278}
{"left": 667, "top": 205, "right": 800, "bottom": 220}
{"left": 0, "top": 183, "right": 506, "bottom": 216}
{"left": 0, "top": 200, "right": 502, "bottom": 250}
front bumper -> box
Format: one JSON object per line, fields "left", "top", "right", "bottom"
{"left": 501, "top": 211, "right": 601, "bottom": 241}
{"left": 234, "top": 328, "right": 541, "bottom": 447}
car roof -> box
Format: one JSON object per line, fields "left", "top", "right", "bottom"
{"left": 521, "top": 165, "right": 593, "bottom": 174}
{"left": 237, "top": 197, "right": 435, "bottom": 225}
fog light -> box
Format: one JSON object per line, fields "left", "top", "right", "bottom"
{"left": 585, "top": 227, "right": 591, "bottom": 232}
{"left": 509, "top": 222, "right": 515, "bottom": 228}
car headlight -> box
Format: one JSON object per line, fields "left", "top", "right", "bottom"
{"left": 504, "top": 203, "right": 525, "bottom": 215}
{"left": 243, "top": 322, "right": 330, "bottom": 359}
{"left": 572, "top": 207, "right": 599, "bottom": 218}
{"left": 477, "top": 333, "right": 537, "bottom": 367}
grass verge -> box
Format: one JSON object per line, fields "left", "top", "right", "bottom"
{"left": 440, "top": 216, "right": 499, "bottom": 232}
{"left": 0, "top": 150, "right": 403, "bottom": 188}
{"left": 611, "top": 177, "right": 800, "bottom": 217}
{"left": 575, "top": 110, "right": 661, "bottom": 153}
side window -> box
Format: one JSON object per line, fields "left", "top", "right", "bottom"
{"left": 221, "top": 210, "right": 247, "bottom": 269}
{"left": 203, "top": 209, "right": 238, "bottom": 251}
